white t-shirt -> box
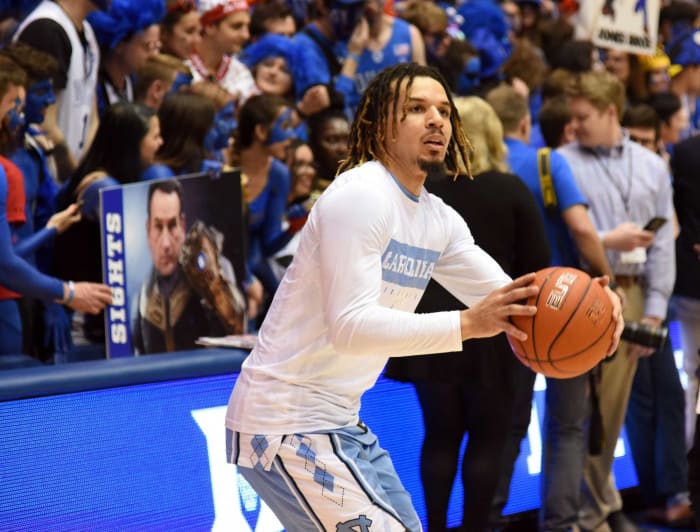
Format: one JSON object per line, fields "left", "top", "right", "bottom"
{"left": 226, "top": 161, "right": 510, "bottom": 435}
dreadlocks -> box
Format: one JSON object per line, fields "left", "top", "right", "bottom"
{"left": 337, "top": 63, "right": 474, "bottom": 178}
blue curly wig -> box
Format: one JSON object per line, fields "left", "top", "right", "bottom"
{"left": 88, "top": 0, "right": 166, "bottom": 50}
{"left": 240, "top": 33, "right": 300, "bottom": 76}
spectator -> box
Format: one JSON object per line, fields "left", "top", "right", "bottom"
{"left": 667, "top": 27, "right": 700, "bottom": 138}
{"left": 134, "top": 53, "right": 192, "bottom": 111}
{"left": 88, "top": 0, "right": 165, "bottom": 116}
{"left": 344, "top": 0, "right": 426, "bottom": 111}
{"left": 488, "top": 82, "right": 615, "bottom": 531}
{"left": 14, "top": 0, "right": 105, "bottom": 181}
{"left": 291, "top": 0, "right": 366, "bottom": 117}
{"left": 559, "top": 70, "right": 675, "bottom": 531}
{"left": 621, "top": 103, "right": 660, "bottom": 154}
{"left": 233, "top": 94, "right": 300, "bottom": 301}
{"left": 54, "top": 102, "right": 162, "bottom": 351}
{"left": 307, "top": 107, "right": 350, "bottom": 191}
{"left": 647, "top": 91, "right": 687, "bottom": 163}
{"left": 142, "top": 91, "right": 217, "bottom": 179}
{"left": 160, "top": 0, "right": 201, "bottom": 60}
{"left": 249, "top": 1, "right": 296, "bottom": 40}
{"left": 538, "top": 95, "right": 576, "bottom": 149}
{"left": 0, "top": 54, "right": 111, "bottom": 357}
{"left": 240, "top": 33, "right": 299, "bottom": 99}
{"left": 187, "top": 0, "right": 258, "bottom": 106}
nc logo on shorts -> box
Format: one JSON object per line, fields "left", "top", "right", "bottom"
{"left": 336, "top": 514, "right": 372, "bottom": 532}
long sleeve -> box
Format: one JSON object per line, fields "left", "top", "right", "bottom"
{"left": 0, "top": 171, "right": 63, "bottom": 300}
{"left": 317, "top": 180, "right": 463, "bottom": 357}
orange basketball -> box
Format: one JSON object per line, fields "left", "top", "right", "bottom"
{"left": 507, "top": 267, "right": 615, "bottom": 379}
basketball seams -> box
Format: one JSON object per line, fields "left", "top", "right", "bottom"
{"left": 546, "top": 277, "right": 593, "bottom": 369}
{"left": 529, "top": 268, "right": 556, "bottom": 375}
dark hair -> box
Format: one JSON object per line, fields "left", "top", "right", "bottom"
{"left": 538, "top": 96, "right": 571, "bottom": 148}
{"left": 63, "top": 102, "right": 155, "bottom": 204}
{"left": 622, "top": 103, "right": 659, "bottom": 129}
{"left": 156, "top": 91, "right": 216, "bottom": 173}
{"left": 338, "top": 63, "right": 472, "bottom": 178}
{"left": 646, "top": 91, "right": 682, "bottom": 125}
{"left": 147, "top": 178, "right": 183, "bottom": 218}
{"left": 234, "top": 93, "right": 289, "bottom": 150}
{"left": 0, "top": 42, "right": 58, "bottom": 86}
{"left": 250, "top": 1, "right": 293, "bottom": 39}
{"left": 552, "top": 40, "right": 594, "bottom": 73}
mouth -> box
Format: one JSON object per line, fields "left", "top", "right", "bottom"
{"left": 422, "top": 133, "right": 446, "bottom": 149}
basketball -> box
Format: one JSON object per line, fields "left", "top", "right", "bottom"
{"left": 507, "top": 267, "right": 615, "bottom": 379}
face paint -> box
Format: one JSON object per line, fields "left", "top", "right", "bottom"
{"left": 266, "top": 107, "right": 295, "bottom": 145}
{"left": 204, "top": 101, "right": 237, "bottom": 152}
{"left": 328, "top": 2, "right": 364, "bottom": 41}
{"left": 456, "top": 56, "right": 481, "bottom": 95}
{"left": 24, "top": 79, "right": 55, "bottom": 125}
{"left": 169, "top": 71, "right": 192, "bottom": 94}
{"left": 7, "top": 97, "right": 25, "bottom": 133}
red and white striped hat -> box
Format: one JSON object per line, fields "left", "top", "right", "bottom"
{"left": 198, "top": 0, "right": 249, "bottom": 26}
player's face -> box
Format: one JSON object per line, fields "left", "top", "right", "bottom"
{"left": 384, "top": 76, "right": 452, "bottom": 172}
{"left": 147, "top": 190, "right": 186, "bottom": 277}
{"left": 567, "top": 97, "right": 616, "bottom": 148}
{"left": 163, "top": 11, "right": 202, "bottom": 59}
{"left": 254, "top": 57, "right": 292, "bottom": 96}
{"left": 140, "top": 116, "right": 163, "bottom": 166}
{"left": 213, "top": 11, "right": 250, "bottom": 54}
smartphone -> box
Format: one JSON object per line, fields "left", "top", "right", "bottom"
{"left": 643, "top": 216, "right": 667, "bottom": 232}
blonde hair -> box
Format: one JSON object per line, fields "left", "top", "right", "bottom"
{"left": 566, "top": 70, "right": 626, "bottom": 118}
{"left": 454, "top": 96, "right": 508, "bottom": 175}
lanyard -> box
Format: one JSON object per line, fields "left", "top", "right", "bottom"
{"left": 591, "top": 146, "right": 633, "bottom": 218}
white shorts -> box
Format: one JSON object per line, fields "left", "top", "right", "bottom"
{"left": 227, "top": 423, "right": 422, "bottom": 531}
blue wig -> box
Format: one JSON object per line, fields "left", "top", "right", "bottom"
{"left": 240, "top": 34, "right": 300, "bottom": 73}
{"left": 88, "top": 0, "right": 166, "bottom": 50}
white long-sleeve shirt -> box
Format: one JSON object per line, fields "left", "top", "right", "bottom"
{"left": 226, "top": 161, "right": 510, "bottom": 435}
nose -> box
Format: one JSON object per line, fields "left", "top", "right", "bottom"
{"left": 425, "top": 106, "right": 444, "bottom": 129}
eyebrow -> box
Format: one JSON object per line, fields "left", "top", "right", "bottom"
{"left": 406, "top": 96, "right": 451, "bottom": 108}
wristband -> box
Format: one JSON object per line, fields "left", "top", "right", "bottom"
{"left": 65, "top": 280, "right": 75, "bottom": 305}
{"left": 346, "top": 52, "right": 361, "bottom": 63}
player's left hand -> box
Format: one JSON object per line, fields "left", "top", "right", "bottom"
{"left": 594, "top": 276, "right": 624, "bottom": 357}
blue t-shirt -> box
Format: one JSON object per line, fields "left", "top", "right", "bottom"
{"left": 506, "top": 137, "right": 586, "bottom": 267}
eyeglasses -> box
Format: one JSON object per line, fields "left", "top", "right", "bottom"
{"left": 629, "top": 135, "right": 657, "bottom": 149}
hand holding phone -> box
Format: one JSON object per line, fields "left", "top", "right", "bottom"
{"left": 643, "top": 217, "right": 667, "bottom": 232}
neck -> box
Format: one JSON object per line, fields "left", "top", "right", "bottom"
{"left": 57, "top": 0, "right": 90, "bottom": 30}
{"left": 196, "top": 39, "right": 225, "bottom": 72}
{"left": 104, "top": 60, "right": 129, "bottom": 93}
{"left": 369, "top": 13, "right": 386, "bottom": 38}
{"left": 240, "top": 145, "right": 271, "bottom": 173}
{"left": 383, "top": 156, "right": 426, "bottom": 196}
{"left": 508, "top": 130, "right": 528, "bottom": 143}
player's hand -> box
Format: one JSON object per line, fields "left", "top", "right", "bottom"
{"left": 459, "top": 272, "right": 538, "bottom": 342}
{"left": 47, "top": 203, "right": 81, "bottom": 234}
{"left": 594, "top": 276, "right": 624, "bottom": 357}
{"left": 602, "top": 222, "right": 655, "bottom": 251}
{"left": 67, "top": 282, "right": 113, "bottom": 314}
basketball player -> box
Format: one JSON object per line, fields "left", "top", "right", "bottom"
{"left": 224, "top": 63, "right": 624, "bottom": 531}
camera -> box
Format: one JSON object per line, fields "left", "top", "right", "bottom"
{"left": 621, "top": 322, "right": 668, "bottom": 350}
